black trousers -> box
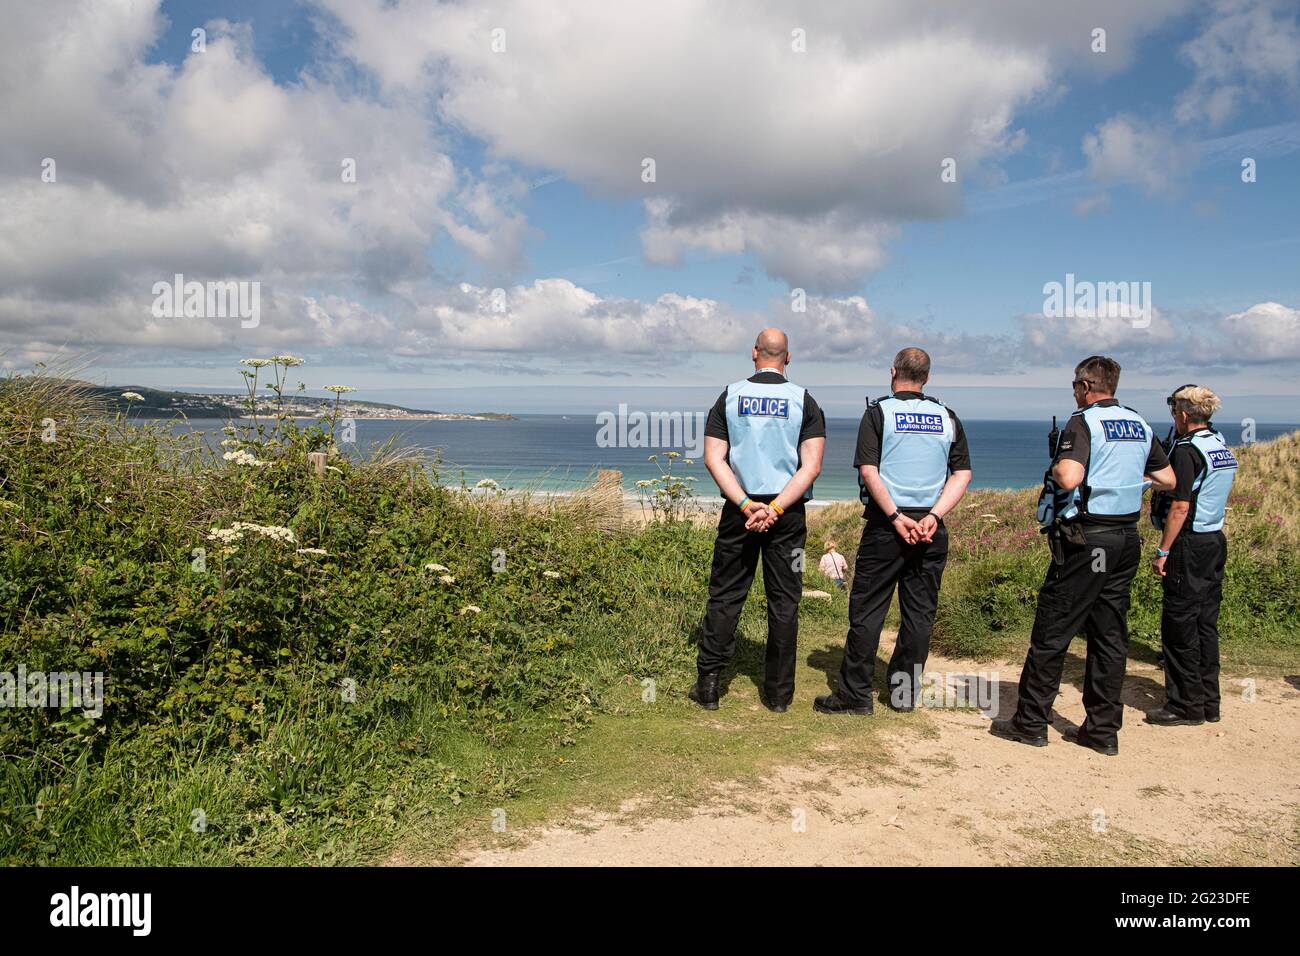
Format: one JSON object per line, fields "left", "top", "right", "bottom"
{"left": 1161, "top": 530, "right": 1226, "bottom": 720}
{"left": 697, "top": 500, "right": 807, "bottom": 705}
{"left": 1013, "top": 523, "right": 1140, "bottom": 745}
{"left": 838, "top": 521, "right": 949, "bottom": 708}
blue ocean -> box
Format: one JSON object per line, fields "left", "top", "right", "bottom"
{"left": 178, "top": 415, "right": 1300, "bottom": 502}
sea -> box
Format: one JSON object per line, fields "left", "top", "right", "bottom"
{"left": 173, "top": 415, "right": 1300, "bottom": 503}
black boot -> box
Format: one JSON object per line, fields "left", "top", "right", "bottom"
{"left": 1145, "top": 708, "right": 1204, "bottom": 727}
{"left": 989, "top": 717, "right": 1048, "bottom": 747}
{"left": 1066, "top": 727, "right": 1118, "bottom": 756}
{"left": 813, "top": 693, "right": 872, "bottom": 716}
{"left": 688, "top": 671, "right": 720, "bottom": 711}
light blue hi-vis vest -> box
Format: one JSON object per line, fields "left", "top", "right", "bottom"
{"left": 1059, "top": 402, "right": 1154, "bottom": 522}
{"left": 724, "top": 377, "right": 809, "bottom": 498}
{"left": 1176, "top": 427, "right": 1237, "bottom": 533}
{"left": 861, "top": 395, "right": 954, "bottom": 509}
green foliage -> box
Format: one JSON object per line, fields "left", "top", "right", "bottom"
{"left": 0, "top": 365, "right": 704, "bottom": 864}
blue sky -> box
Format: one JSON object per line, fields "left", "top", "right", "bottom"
{"left": 3, "top": 1, "right": 1299, "bottom": 418}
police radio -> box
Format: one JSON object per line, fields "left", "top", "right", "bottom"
{"left": 1036, "top": 416, "right": 1065, "bottom": 531}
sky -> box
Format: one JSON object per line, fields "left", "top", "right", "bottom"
{"left": 1, "top": 0, "right": 1299, "bottom": 419}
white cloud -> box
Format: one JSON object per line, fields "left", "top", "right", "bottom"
{"left": 317, "top": 0, "right": 1190, "bottom": 290}
{"left": 1176, "top": 0, "right": 1300, "bottom": 127}
{"left": 0, "top": 1, "right": 528, "bottom": 354}
{"left": 1081, "top": 116, "right": 1193, "bottom": 196}
{"left": 1218, "top": 301, "right": 1300, "bottom": 360}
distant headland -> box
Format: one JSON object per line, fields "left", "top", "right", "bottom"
{"left": 76, "top": 382, "right": 516, "bottom": 421}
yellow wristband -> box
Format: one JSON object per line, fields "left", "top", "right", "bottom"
{"left": 739, "top": 496, "right": 752, "bottom": 510}
{"left": 770, "top": 502, "right": 785, "bottom": 516}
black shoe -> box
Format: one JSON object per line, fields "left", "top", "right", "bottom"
{"left": 1145, "top": 708, "right": 1204, "bottom": 727}
{"left": 1066, "top": 728, "right": 1118, "bottom": 756}
{"left": 989, "top": 718, "right": 1047, "bottom": 747}
{"left": 688, "top": 672, "right": 720, "bottom": 711}
{"left": 1206, "top": 710, "right": 1221, "bottom": 723}
{"left": 763, "top": 701, "right": 789, "bottom": 714}
{"left": 1155, "top": 650, "right": 1166, "bottom": 669}
{"left": 813, "top": 693, "right": 872, "bottom": 716}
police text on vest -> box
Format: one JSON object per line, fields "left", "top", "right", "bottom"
{"left": 893, "top": 412, "right": 944, "bottom": 434}
{"left": 1101, "top": 419, "right": 1146, "bottom": 441}
{"left": 737, "top": 396, "right": 789, "bottom": 418}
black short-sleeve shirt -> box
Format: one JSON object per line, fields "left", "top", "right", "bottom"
{"left": 1169, "top": 442, "right": 1202, "bottom": 503}
{"left": 704, "top": 371, "right": 826, "bottom": 443}
{"left": 854, "top": 391, "right": 971, "bottom": 519}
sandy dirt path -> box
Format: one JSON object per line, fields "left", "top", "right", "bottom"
{"left": 460, "top": 646, "right": 1300, "bottom": 866}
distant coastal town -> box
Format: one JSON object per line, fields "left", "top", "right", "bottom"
{"left": 80, "top": 382, "right": 515, "bottom": 421}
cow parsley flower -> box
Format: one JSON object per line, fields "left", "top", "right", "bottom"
{"left": 223, "top": 449, "right": 267, "bottom": 467}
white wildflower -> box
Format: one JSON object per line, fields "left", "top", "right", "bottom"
{"left": 474, "top": 478, "right": 499, "bottom": 490}
{"left": 543, "top": 570, "right": 561, "bottom": 579}
{"left": 296, "top": 548, "right": 328, "bottom": 556}
{"left": 424, "top": 563, "right": 449, "bottom": 572}
{"left": 222, "top": 449, "right": 267, "bottom": 467}
{"left": 240, "top": 358, "right": 273, "bottom": 368}
{"left": 323, "top": 385, "right": 356, "bottom": 394}
{"left": 438, "top": 574, "right": 456, "bottom": 585}
{"left": 208, "top": 522, "right": 296, "bottom": 545}
{"left": 459, "top": 605, "right": 481, "bottom": 615}
{"left": 120, "top": 391, "right": 144, "bottom": 401}
{"left": 272, "top": 355, "right": 304, "bottom": 367}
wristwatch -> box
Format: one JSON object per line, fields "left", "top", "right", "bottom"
{"left": 888, "top": 510, "right": 903, "bottom": 522}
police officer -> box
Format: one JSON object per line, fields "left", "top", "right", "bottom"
{"left": 1146, "top": 385, "right": 1237, "bottom": 727}
{"left": 815, "top": 347, "right": 972, "bottom": 716}
{"left": 689, "top": 329, "right": 826, "bottom": 713}
{"left": 992, "top": 356, "right": 1175, "bottom": 755}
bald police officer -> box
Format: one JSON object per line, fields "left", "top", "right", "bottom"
{"left": 1147, "top": 385, "right": 1237, "bottom": 727}
{"left": 992, "top": 356, "right": 1175, "bottom": 755}
{"left": 816, "top": 347, "right": 972, "bottom": 716}
{"left": 689, "top": 329, "right": 826, "bottom": 713}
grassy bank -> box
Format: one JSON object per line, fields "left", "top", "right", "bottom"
{"left": 2, "top": 365, "right": 1295, "bottom": 864}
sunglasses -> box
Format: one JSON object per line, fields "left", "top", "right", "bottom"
{"left": 1166, "top": 383, "right": 1198, "bottom": 408}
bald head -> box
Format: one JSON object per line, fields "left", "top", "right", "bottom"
{"left": 752, "top": 328, "right": 790, "bottom": 371}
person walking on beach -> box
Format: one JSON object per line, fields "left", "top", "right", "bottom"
{"left": 1146, "top": 384, "right": 1237, "bottom": 728}
{"left": 991, "top": 356, "right": 1175, "bottom": 756}
{"left": 815, "top": 347, "right": 972, "bottom": 716}
{"left": 689, "top": 328, "right": 826, "bottom": 713}
{"left": 819, "top": 541, "right": 848, "bottom": 590}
